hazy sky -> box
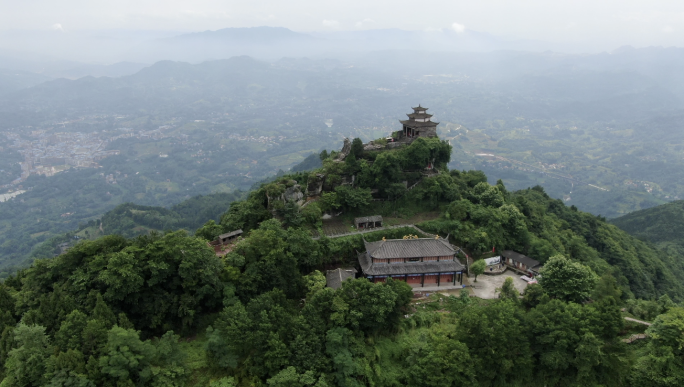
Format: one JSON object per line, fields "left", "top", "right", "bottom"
{"left": 2, "top": 0, "right": 684, "bottom": 47}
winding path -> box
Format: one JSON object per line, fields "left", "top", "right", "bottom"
{"left": 621, "top": 317, "right": 651, "bottom": 343}
{"left": 624, "top": 317, "right": 652, "bottom": 326}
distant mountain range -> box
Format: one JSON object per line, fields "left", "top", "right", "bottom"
{"left": 0, "top": 68, "right": 51, "bottom": 95}
{"left": 140, "top": 27, "right": 560, "bottom": 63}
{"left": 0, "top": 26, "right": 575, "bottom": 67}
{"left": 0, "top": 49, "right": 148, "bottom": 80}
{"left": 166, "top": 26, "right": 314, "bottom": 44}
{"left": 3, "top": 26, "right": 684, "bottom": 81}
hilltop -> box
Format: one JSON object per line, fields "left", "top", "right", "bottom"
{"left": 190, "top": 126, "right": 684, "bottom": 301}
{"left": 4, "top": 121, "right": 684, "bottom": 385}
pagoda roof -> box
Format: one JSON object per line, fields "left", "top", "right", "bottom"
{"left": 358, "top": 251, "right": 464, "bottom": 276}
{"left": 364, "top": 237, "right": 455, "bottom": 259}
{"left": 400, "top": 119, "right": 439, "bottom": 128}
{"left": 406, "top": 113, "right": 433, "bottom": 119}
{"left": 412, "top": 105, "right": 428, "bottom": 111}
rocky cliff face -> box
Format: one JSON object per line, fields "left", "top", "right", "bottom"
{"left": 307, "top": 173, "right": 326, "bottom": 196}
{"left": 283, "top": 184, "right": 305, "bottom": 204}
{"left": 335, "top": 138, "right": 351, "bottom": 161}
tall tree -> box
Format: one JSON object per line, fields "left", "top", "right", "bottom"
{"left": 350, "top": 138, "right": 364, "bottom": 159}
{"left": 538, "top": 255, "right": 598, "bottom": 303}
{"left": 470, "top": 260, "right": 485, "bottom": 283}
{"left": 2, "top": 324, "right": 50, "bottom": 387}
{"left": 99, "top": 326, "right": 155, "bottom": 386}
{"left": 498, "top": 277, "right": 520, "bottom": 302}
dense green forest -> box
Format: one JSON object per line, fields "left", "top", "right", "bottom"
{"left": 3, "top": 134, "right": 684, "bottom": 386}
{"left": 611, "top": 200, "right": 684, "bottom": 256}
{"left": 611, "top": 200, "right": 684, "bottom": 244}
{"left": 0, "top": 192, "right": 242, "bottom": 279}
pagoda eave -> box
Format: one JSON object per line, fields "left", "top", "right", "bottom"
{"left": 400, "top": 120, "right": 439, "bottom": 127}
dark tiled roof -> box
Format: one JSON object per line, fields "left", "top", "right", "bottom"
{"left": 364, "top": 238, "right": 455, "bottom": 259}
{"left": 412, "top": 105, "right": 428, "bottom": 111}
{"left": 326, "top": 267, "right": 357, "bottom": 289}
{"left": 355, "top": 215, "right": 383, "bottom": 224}
{"left": 359, "top": 252, "right": 464, "bottom": 276}
{"left": 406, "top": 113, "right": 433, "bottom": 119}
{"left": 219, "top": 229, "right": 243, "bottom": 239}
{"left": 502, "top": 250, "right": 540, "bottom": 268}
{"left": 400, "top": 120, "right": 439, "bottom": 128}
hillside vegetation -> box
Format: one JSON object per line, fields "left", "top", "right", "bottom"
{"left": 612, "top": 200, "right": 684, "bottom": 247}
{"left": 197, "top": 136, "right": 684, "bottom": 301}
{"left": 3, "top": 135, "right": 684, "bottom": 386}
{"left": 0, "top": 192, "right": 242, "bottom": 279}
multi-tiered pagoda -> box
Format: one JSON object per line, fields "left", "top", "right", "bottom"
{"left": 399, "top": 105, "right": 439, "bottom": 140}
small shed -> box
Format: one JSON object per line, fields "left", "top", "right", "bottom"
{"left": 355, "top": 215, "right": 383, "bottom": 230}
{"left": 326, "top": 268, "right": 357, "bottom": 289}
{"left": 218, "top": 229, "right": 243, "bottom": 245}
{"left": 502, "top": 250, "right": 541, "bottom": 274}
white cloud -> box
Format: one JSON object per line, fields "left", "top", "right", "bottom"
{"left": 662, "top": 25, "right": 675, "bottom": 33}
{"left": 451, "top": 22, "right": 465, "bottom": 33}
{"left": 51, "top": 23, "right": 64, "bottom": 31}
{"left": 322, "top": 19, "right": 340, "bottom": 28}
{"left": 355, "top": 18, "right": 374, "bottom": 28}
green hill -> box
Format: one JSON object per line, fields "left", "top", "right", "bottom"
{"left": 5, "top": 130, "right": 684, "bottom": 385}
{"left": 190, "top": 136, "right": 684, "bottom": 302}
{"left": 0, "top": 192, "right": 242, "bottom": 279}
{"left": 612, "top": 200, "right": 684, "bottom": 253}
{"left": 3, "top": 160, "right": 684, "bottom": 385}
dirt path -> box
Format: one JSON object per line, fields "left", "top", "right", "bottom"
{"left": 622, "top": 333, "right": 648, "bottom": 343}
{"left": 313, "top": 224, "right": 434, "bottom": 240}
{"left": 624, "top": 317, "right": 652, "bottom": 326}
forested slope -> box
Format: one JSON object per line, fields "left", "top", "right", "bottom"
{"left": 195, "top": 135, "right": 684, "bottom": 301}
{"left": 3, "top": 137, "right": 684, "bottom": 385}
{"left": 0, "top": 192, "right": 242, "bottom": 279}
{"left": 611, "top": 200, "right": 684, "bottom": 247}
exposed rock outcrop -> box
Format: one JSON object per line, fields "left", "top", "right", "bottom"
{"left": 283, "top": 184, "right": 305, "bottom": 204}
{"left": 307, "top": 173, "right": 326, "bottom": 196}
{"left": 335, "top": 138, "right": 351, "bottom": 161}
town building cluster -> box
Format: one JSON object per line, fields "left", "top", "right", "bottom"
{"left": 0, "top": 125, "right": 178, "bottom": 190}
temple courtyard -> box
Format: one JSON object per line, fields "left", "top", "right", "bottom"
{"left": 421, "top": 271, "right": 529, "bottom": 299}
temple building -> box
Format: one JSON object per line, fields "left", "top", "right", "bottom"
{"left": 399, "top": 105, "right": 439, "bottom": 140}
{"left": 326, "top": 267, "right": 357, "bottom": 289}
{"left": 501, "top": 250, "right": 542, "bottom": 275}
{"left": 218, "top": 229, "right": 243, "bottom": 245}
{"left": 355, "top": 215, "right": 383, "bottom": 230}
{"left": 358, "top": 237, "right": 465, "bottom": 287}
